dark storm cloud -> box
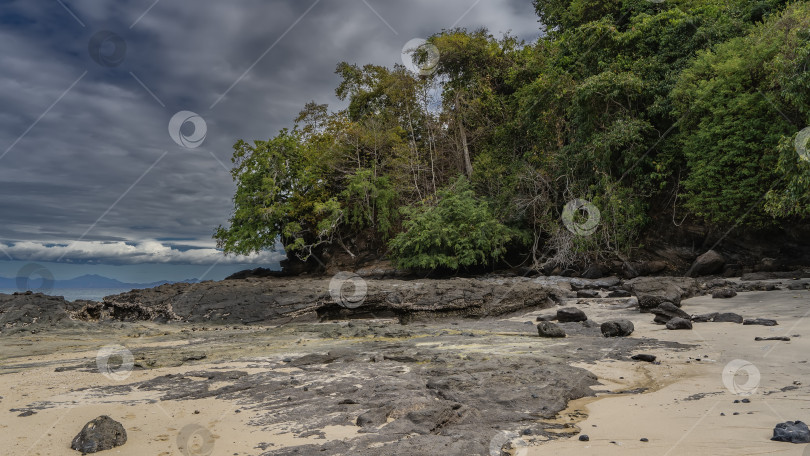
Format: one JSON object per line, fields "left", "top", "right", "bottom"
{"left": 0, "top": 0, "right": 541, "bottom": 264}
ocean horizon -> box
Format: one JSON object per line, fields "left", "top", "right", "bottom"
{"left": 0, "top": 288, "right": 138, "bottom": 302}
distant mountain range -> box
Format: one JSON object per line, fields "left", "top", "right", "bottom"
{"left": 0, "top": 274, "right": 199, "bottom": 290}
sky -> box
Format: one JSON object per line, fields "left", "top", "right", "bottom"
{"left": 0, "top": 0, "right": 542, "bottom": 283}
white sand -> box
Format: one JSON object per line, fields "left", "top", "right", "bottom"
{"left": 527, "top": 286, "right": 810, "bottom": 456}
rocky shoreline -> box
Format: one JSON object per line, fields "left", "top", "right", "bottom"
{"left": 1, "top": 269, "right": 808, "bottom": 455}
{"left": 2, "top": 266, "right": 807, "bottom": 332}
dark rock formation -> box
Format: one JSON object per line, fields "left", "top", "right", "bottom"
{"left": 601, "top": 320, "right": 634, "bottom": 337}
{"left": 711, "top": 288, "right": 737, "bottom": 299}
{"left": 626, "top": 277, "right": 697, "bottom": 311}
{"left": 123, "top": 330, "right": 604, "bottom": 456}
{"left": 0, "top": 277, "right": 559, "bottom": 329}
{"left": 651, "top": 302, "right": 691, "bottom": 324}
{"left": 744, "top": 318, "right": 778, "bottom": 326}
{"left": 714, "top": 312, "right": 744, "bottom": 323}
{"left": 556, "top": 307, "right": 587, "bottom": 323}
{"left": 537, "top": 321, "right": 566, "bottom": 338}
{"left": 71, "top": 415, "right": 127, "bottom": 454}
{"left": 666, "top": 317, "right": 693, "bottom": 330}
{"left": 691, "top": 312, "right": 718, "bottom": 322}
{"left": 771, "top": 421, "right": 810, "bottom": 443}
{"left": 631, "top": 354, "right": 657, "bottom": 362}
{"left": 688, "top": 250, "right": 725, "bottom": 277}
{"left": 0, "top": 292, "right": 73, "bottom": 330}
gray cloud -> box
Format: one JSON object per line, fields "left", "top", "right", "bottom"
{"left": 0, "top": 0, "right": 541, "bottom": 266}
{"left": 0, "top": 240, "right": 284, "bottom": 265}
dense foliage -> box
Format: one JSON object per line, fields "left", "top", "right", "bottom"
{"left": 216, "top": 0, "right": 810, "bottom": 271}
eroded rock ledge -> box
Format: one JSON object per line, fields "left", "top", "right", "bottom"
{"left": 0, "top": 277, "right": 561, "bottom": 331}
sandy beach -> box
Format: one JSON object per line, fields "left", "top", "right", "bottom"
{"left": 1, "top": 280, "right": 808, "bottom": 455}
{"left": 532, "top": 285, "right": 810, "bottom": 456}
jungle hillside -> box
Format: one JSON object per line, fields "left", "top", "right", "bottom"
{"left": 215, "top": 0, "right": 810, "bottom": 275}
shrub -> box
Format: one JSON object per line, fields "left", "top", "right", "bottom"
{"left": 389, "top": 177, "right": 524, "bottom": 270}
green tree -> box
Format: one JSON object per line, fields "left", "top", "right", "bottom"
{"left": 214, "top": 129, "right": 341, "bottom": 258}
{"left": 672, "top": 2, "right": 810, "bottom": 226}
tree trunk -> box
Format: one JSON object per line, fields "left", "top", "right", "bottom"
{"left": 455, "top": 94, "right": 473, "bottom": 177}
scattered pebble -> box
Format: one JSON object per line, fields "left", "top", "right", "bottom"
{"left": 579, "top": 435, "right": 589, "bottom": 442}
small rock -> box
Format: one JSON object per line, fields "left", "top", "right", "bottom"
{"left": 17, "top": 410, "right": 35, "bottom": 417}
{"left": 536, "top": 314, "right": 555, "bottom": 322}
{"left": 71, "top": 415, "right": 127, "bottom": 454}
{"left": 630, "top": 277, "right": 687, "bottom": 311}
{"left": 631, "top": 354, "right": 657, "bottom": 363}
{"left": 688, "top": 250, "right": 725, "bottom": 277}
{"left": 579, "top": 435, "right": 589, "bottom": 441}
{"left": 755, "top": 336, "right": 790, "bottom": 341}
{"left": 691, "top": 312, "right": 718, "bottom": 323}
{"left": 537, "top": 321, "right": 566, "bottom": 338}
{"left": 771, "top": 421, "right": 810, "bottom": 443}
{"left": 640, "top": 438, "right": 649, "bottom": 442}
{"left": 713, "top": 312, "right": 744, "bottom": 323}
{"left": 666, "top": 317, "right": 692, "bottom": 330}
{"left": 651, "top": 302, "right": 690, "bottom": 324}
{"left": 601, "top": 320, "right": 635, "bottom": 337}
{"left": 711, "top": 288, "right": 737, "bottom": 299}
{"left": 576, "top": 289, "right": 600, "bottom": 299}
{"left": 557, "top": 307, "right": 588, "bottom": 322}
{"left": 744, "top": 318, "right": 778, "bottom": 326}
